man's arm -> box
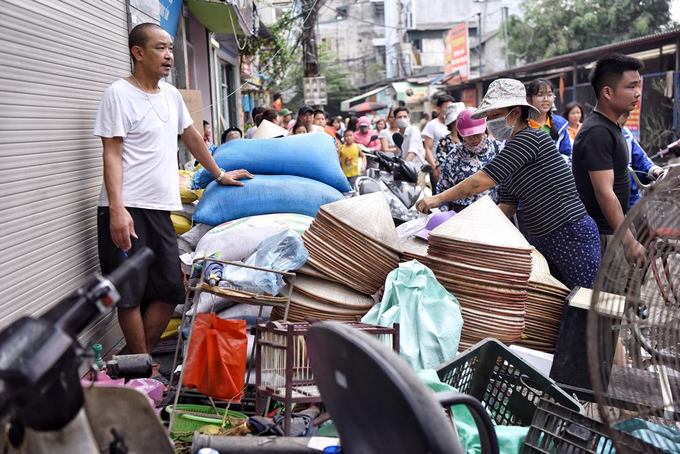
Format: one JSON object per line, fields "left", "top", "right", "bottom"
{"left": 422, "top": 135, "right": 439, "bottom": 174}
{"left": 589, "top": 169, "right": 645, "bottom": 263}
{"left": 380, "top": 136, "right": 397, "bottom": 154}
{"left": 359, "top": 150, "right": 367, "bottom": 172}
{"left": 180, "top": 125, "right": 253, "bottom": 185}
{"left": 102, "top": 137, "right": 136, "bottom": 251}
{"left": 405, "top": 128, "right": 427, "bottom": 163}
{"left": 630, "top": 138, "right": 662, "bottom": 179}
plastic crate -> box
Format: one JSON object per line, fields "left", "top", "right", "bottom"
{"left": 436, "top": 338, "right": 581, "bottom": 426}
{"left": 166, "top": 404, "right": 247, "bottom": 435}
{"left": 521, "top": 399, "right": 667, "bottom": 453}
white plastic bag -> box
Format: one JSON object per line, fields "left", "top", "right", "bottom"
{"left": 194, "top": 213, "right": 313, "bottom": 261}
{"left": 221, "top": 230, "right": 309, "bottom": 295}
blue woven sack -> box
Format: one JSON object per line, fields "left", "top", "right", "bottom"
{"left": 193, "top": 133, "right": 351, "bottom": 192}
{"left": 193, "top": 175, "right": 344, "bottom": 226}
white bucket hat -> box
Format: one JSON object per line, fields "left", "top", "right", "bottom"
{"left": 472, "top": 78, "right": 540, "bottom": 119}
{"left": 444, "top": 102, "right": 467, "bottom": 126}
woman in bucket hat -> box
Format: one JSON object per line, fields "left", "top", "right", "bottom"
{"left": 435, "top": 107, "right": 503, "bottom": 212}
{"left": 417, "top": 78, "right": 600, "bottom": 289}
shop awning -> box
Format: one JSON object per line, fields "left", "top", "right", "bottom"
{"left": 340, "top": 86, "right": 388, "bottom": 112}
{"left": 186, "top": 0, "right": 253, "bottom": 36}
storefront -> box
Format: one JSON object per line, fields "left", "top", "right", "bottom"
{"left": 0, "top": 0, "right": 131, "bottom": 347}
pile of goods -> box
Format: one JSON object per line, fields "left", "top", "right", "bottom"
{"left": 427, "top": 196, "right": 533, "bottom": 349}
{"left": 272, "top": 274, "right": 375, "bottom": 322}
{"left": 191, "top": 133, "right": 349, "bottom": 226}
{"left": 302, "top": 193, "right": 401, "bottom": 295}
{"left": 516, "top": 249, "right": 570, "bottom": 353}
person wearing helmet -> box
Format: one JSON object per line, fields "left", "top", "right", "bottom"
{"left": 435, "top": 108, "right": 504, "bottom": 211}
{"left": 353, "top": 116, "right": 381, "bottom": 151}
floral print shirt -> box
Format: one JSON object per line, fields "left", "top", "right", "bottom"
{"left": 435, "top": 136, "right": 504, "bottom": 207}
{"left": 435, "top": 135, "right": 457, "bottom": 167}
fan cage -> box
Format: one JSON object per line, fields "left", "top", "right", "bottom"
{"left": 587, "top": 166, "right": 680, "bottom": 451}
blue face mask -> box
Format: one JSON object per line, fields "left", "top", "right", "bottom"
{"left": 486, "top": 110, "right": 515, "bottom": 141}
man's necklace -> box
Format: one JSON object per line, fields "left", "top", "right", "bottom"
{"left": 130, "top": 74, "right": 170, "bottom": 123}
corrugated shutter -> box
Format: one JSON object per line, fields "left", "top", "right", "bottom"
{"left": 0, "top": 0, "right": 130, "bottom": 342}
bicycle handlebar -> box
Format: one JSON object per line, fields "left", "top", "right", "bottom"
{"left": 106, "top": 248, "right": 154, "bottom": 291}
{"left": 0, "top": 247, "right": 154, "bottom": 429}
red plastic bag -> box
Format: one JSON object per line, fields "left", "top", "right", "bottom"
{"left": 183, "top": 313, "right": 247, "bottom": 401}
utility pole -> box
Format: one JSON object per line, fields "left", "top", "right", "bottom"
{"left": 301, "top": 0, "right": 323, "bottom": 77}
{"left": 397, "top": 0, "right": 404, "bottom": 78}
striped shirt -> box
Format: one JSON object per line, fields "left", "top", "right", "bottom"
{"left": 482, "top": 128, "right": 586, "bottom": 236}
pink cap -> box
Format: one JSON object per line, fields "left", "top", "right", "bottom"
{"left": 357, "top": 116, "right": 371, "bottom": 127}
{"left": 456, "top": 108, "right": 487, "bottom": 137}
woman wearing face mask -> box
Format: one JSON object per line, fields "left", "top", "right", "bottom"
{"left": 435, "top": 108, "right": 503, "bottom": 209}
{"left": 416, "top": 79, "right": 600, "bottom": 289}
{"left": 526, "top": 79, "right": 572, "bottom": 163}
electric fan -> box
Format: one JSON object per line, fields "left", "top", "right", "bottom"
{"left": 587, "top": 165, "right": 680, "bottom": 451}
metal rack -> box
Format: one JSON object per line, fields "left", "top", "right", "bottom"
{"left": 167, "top": 257, "right": 296, "bottom": 432}
{"left": 255, "top": 320, "right": 400, "bottom": 435}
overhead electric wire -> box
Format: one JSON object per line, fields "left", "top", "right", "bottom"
{"left": 189, "top": 0, "right": 321, "bottom": 115}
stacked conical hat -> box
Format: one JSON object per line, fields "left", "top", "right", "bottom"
{"left": 302, "top": 193, "right": 401, "bottom": 295}
{"left": 399, "top": 236, "right": 430, "bottom": 266}
{"left": 427, "top": 196, "right": 532, "bottom": 349}
{"left": 516, "top": 249, "right": 570, "bottom": 352}
{"left": 271, "top": 274, "right": 375, "bottom": 322}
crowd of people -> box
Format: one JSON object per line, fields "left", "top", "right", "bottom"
{"left": 209, "top": 54, "right": 663, "bottom": 294}
{"left": 416, "top": 54, "right": 660, "bottom": 293}
{"left": 98, "top": 22, "right": 667, "bottom": 357}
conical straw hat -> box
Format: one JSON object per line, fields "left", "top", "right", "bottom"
{"left": 529, "top": 249, "right": 569, "bottom": 291}
{"left": 429, "top": 195, "right": 532, "bottom": 251}
{"left": 252, "top": 119, "right": 289, "bottom": 139}
{"left": 290, "top": 290, "right": 369, "bottom": 315}
{"left": 297, "top": 263, "right": 342, "bottom": 283}
{"left": 319, "top": 192, "right": 400, "bottom": 252}
{"left": 293, "top": 274, "right": 375, "bottom": 309}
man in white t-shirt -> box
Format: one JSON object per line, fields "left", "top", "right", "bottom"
{"left": 393, "top": 106, "right": 425, "bottom": 166}
{"left": 94, "top": 23, "right": 252, "bottom": 357}
{"left": 422, "top": 95, "right": 462, "bottom": 181}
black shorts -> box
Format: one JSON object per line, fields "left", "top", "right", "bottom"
{"left": 97, "top": 207, "right": 185, "bottom": 309}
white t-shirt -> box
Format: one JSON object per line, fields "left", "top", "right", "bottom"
{"left": 94, "top": 79, "right": 192, "bottom": 211}
{"left": 245, "top": 126, "right": 258, "bottom": 138}
{"left": 421, "top": 117, "right": 450, "bottom": 145}
{"left": 379, "top": 128, "right": 397, "bottom": 148}
{"left": 401, "top": 125, "right": 425, "bottom": 166}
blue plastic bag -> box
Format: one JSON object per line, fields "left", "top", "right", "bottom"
{"left": 220, "top": 230, "right": 309, "bottom": 295}
{"left": 193, "top": 175, "right": 344, "bottom": 226}
{"left": 192, "top": 133, "right": 351, "bottom": 192}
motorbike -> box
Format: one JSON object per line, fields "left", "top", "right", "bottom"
{"left": 0, "top": 248, "right": 174, "bottom": 454}
{"left": 355, "top": 133, "right": 432, "bottom": 225}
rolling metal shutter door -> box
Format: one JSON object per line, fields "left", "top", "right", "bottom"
{"left": 0, "top": 0, "right": 130, "bottom": 342}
